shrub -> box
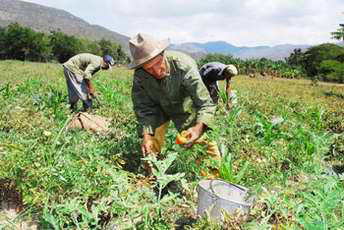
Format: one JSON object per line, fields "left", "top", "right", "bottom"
{"left": 1, "top": 23, "right": 51, "bottom": 61}
{"left": 319, "top": 60, "right": 344, "bottom": 83}
{"left": 49, "top": 30, "right": 84, "bottom": 63}
{"left": 303, "top": 43, "right": 344, "bottom": 78}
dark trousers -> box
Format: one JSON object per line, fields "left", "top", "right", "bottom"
{"left": 203, "top": 80, "right": 219, "bottom": 104}
{"left": 64, "top": 67, "right": 92, "bottom": 111}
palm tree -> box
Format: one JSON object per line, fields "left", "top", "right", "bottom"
{"left": 331, "top": 24, "right": 344, "bottom": 42}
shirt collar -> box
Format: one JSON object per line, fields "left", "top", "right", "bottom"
{"left": 163, "top": 55, "right": 171, "bottom": 78}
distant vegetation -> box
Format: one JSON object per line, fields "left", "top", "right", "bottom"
{"left": 198, "top": 54, "right": 304, "bottom": 79}
{"left": 198, "top": 43, "right": 344, "bottom": 83}
{"left": 0, "top": 23, "right": 128, "bottom": 64}
{"left": 199, "top": 54, "right": 304, "bottom": 79}
{"left": 301, "top": 44, "right": 344, "bottom": 83}
{"left": 1, "top": 23, "right": 343, "bottom": 83}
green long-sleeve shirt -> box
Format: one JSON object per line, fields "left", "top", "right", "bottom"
{"left": 132, "top": 50, "right": 216, "bottom": 136}
{"left": 63, "top": 53, "right": 102, "bottom": 80}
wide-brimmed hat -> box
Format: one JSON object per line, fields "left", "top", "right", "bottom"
{"left": 128, "top": 33, "right": 169, "bottom": 69}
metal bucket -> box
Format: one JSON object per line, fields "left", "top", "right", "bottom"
{"left": 197, "top": 180, "right": 252, "bottom": 220}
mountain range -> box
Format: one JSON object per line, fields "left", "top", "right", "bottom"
{"left": 170, "top": 41, "right": 311, "bottom": 60}
{"left": 0, "top": 0, "right": 129, "bottom": 47}
{"left": 0, "top": 0, "right": 312, "bottom": 60}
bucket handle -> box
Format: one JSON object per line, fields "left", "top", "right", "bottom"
{"left": 209, "top": 179, "right": 248, "bottom": 198}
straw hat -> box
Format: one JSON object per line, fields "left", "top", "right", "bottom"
{"left": 128, "top": 33, "right": 169, "bottom": 69}
{"left": 225, "top": 64, "right": 238, "bottom": 76}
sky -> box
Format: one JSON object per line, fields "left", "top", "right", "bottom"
{"left": 24, "top": 0, "right": 344, "bottom": 46}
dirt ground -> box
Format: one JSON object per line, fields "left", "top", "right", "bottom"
{"left": 0, "top": 200, "right": 38, "bottom": 229}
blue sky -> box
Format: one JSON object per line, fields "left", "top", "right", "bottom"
{"left": 24, "top": 0, "right": 344, "bottom": 46}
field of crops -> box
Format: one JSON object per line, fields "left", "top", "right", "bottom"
{"left": 0, "top": 60, "right": 344, "bottom": 229}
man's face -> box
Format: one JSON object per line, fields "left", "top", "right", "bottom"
{"left": 143, "top": 53, "right": 166, "bottom": 79}
{"left": 101, "top": 64, "right": 110, "bottom": 70}
{"left": 101, "top": 60, "right": 110, "bottom": 70}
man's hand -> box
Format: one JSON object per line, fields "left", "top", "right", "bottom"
{"left": 141, "top": 134, "right": 155, "bottom": 156}
{"left": 84, "top": 79, "right": 95, "bottom": 97}
{"left": 183, "top": 122, "right": 205, "bottom": 148}
{"left": 225, "top": 78, "right": 232, "bottom": 111}
{"left": 226, "top": 100, "right": 233, "bottom": 110}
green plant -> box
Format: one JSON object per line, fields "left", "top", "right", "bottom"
{"left": 1, "top": 23, "right": 51, "bottom": 61}
{"left": 144, "top": 152, "right": 185, "bottom": 213}
{"left": 218, "top": 145, "right": 250, "bottom": 184}
{"left": 303, "top": 43, "right": 344, "bottom": 79}
{"left": 319, "top": 60, "right": 344, "bottom": 83}
{"left": 255, "top": 112, "right": 285, "bottom": 145}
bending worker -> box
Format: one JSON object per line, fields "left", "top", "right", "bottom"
{"left": 63, "top": 53, "right": 115, "bottom": 112}
{"left": 199, "top": 62, "right": 238, "bottom": 109}
{"left": 129, "top": 33, "right": 221, "bottom": 175}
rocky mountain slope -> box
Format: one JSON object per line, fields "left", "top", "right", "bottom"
{"left": 0, "top": 0, "right": 129, "bottom": 47}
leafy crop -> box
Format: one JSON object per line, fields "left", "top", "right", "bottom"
{"left": 0, "top": 60, "right": 344, "bottom": 229}
{"left": 199, "top": 53, "right": 305, "bottom": 80}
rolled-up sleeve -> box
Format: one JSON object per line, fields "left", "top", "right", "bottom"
{"left": 182, "top": 67, "right": 216, "bottom": 128}
{"left": 132, "top": 75, "right": 161, "bottom": 136}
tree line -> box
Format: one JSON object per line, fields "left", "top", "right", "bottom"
{"left": 0, "top": 23, "right": 128, "bottom": 64}
{"left": 198, "top": 23, "right": 344, "bottom": 83}
{"left": 286, "top": 44, "right": 344, "bottom": 83}
{"left": 198, "top": 54, "right": 304, "bottom": 79}
{"left": 198, "top": 43, "right": 344, "bottom": 83}
{"left": 1, "top": 23, "right": 343, "bottom": 83}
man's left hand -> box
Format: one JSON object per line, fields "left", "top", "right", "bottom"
{"left": 183, "top": 122, "right": 205, "bottom": 148}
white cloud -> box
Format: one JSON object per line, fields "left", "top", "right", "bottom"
{"left": 24, "top": 0, "right": 344, "bottom": 46}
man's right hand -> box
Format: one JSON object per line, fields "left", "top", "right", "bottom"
{"left": 141, "top": 134, "right": 155, "bottom": 156}
{"left": 84, "top": 79, "right": 95, "bottom": 95}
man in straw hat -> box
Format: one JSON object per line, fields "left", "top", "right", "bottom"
{"left": 199, "top": 62, "right": 238, "bottom": 110}
{"left": 63, "top": 53, "right": 115, "bottom": 112}
{"left": 129, "top": 33, "right": 221, "bottom": 175}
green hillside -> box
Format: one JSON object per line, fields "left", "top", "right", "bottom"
{"left": 0, "top": 60, "right": 344, "bottom": 229}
